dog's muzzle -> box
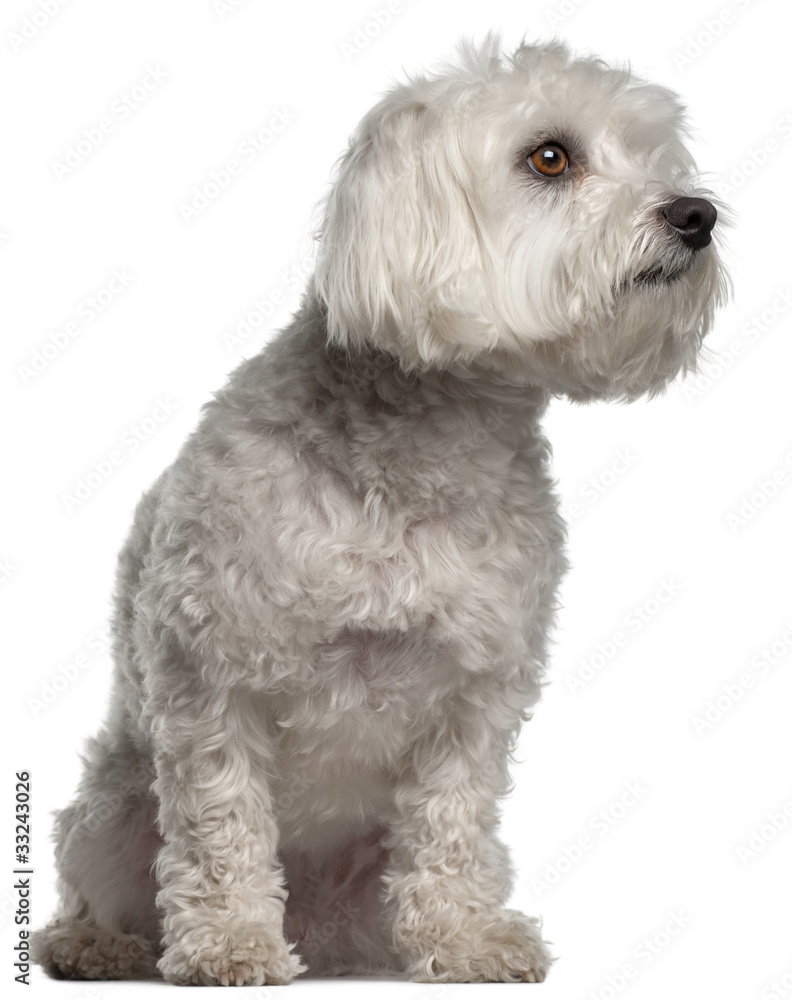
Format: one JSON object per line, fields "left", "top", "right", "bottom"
{"left": 660, "top": 197, "right": 717, "bottom": 251}
{"left": 630, "top": 196, "right": 718, "bottom": 288}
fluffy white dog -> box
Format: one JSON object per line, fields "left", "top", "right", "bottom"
{"left": 35, "top": 39, "right": 727, "bottom": 985}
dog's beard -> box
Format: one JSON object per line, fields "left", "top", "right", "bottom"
{"left": 620, "top": 232, "right": 698, "bottom": 292}
{"left": 632, "top": 253, "right": 694, "bottom": 286}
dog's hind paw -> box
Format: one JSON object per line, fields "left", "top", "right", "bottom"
{"left": 32, "top": 920, "right": 159, "bottom": 980}
{"left": 401, "top": 908, "right": 554, "bottom": 984}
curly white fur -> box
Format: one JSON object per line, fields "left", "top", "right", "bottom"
{"left": 35, "top": 38, "right": 728, "bottom": 985}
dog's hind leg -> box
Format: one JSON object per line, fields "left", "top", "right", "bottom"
{"left": 33, "top": 730, "right": 162, "bottom": 980}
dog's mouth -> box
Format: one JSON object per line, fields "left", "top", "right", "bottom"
{"left": 633, "top": 264, "right": 686, "bottom": 286}
{"left": 623, "top": 253, "right": 695, "bottom": 291}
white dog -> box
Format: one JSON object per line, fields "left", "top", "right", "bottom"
{"left": 35, "top": 39, "right": 727, "bottom": 985}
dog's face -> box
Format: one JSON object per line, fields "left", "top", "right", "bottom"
{"left": 315, "top": 40, "right": 729, "bottom": 400}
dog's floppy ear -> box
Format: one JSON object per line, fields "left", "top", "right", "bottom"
{"left": 314, "top": 99, "right": 495, "bottom": 369}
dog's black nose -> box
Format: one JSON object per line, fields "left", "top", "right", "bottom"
{"left": 661, "top": 197, "right": 717, "bottom": 251}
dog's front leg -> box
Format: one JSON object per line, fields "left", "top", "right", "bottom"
{"left": 385, "top": 725, "right": 552, "bottom": 983}
{"left": 150, "top": 683, "right": 303, "bottom": 986}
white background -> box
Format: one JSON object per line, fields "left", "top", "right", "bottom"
{"left": 2, "top": 0, "right": 791, "bottom": 997}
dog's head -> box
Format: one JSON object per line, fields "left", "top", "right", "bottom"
{"left": 314, "top": 39, "right": 729, "bottom": 401}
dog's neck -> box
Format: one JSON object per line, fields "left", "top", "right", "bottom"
{"left": 227, "top": 302, "right": 555, "bottom": 512}
{"left": 321, "top": 329, "right": 550, "bottom": 440}
{"left": 283, "top": 307, "right": 555, "bottom": 510}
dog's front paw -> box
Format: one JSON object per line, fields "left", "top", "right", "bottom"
{"left": 399, "top": 908, "right": 553, "bottom": 983}
{"left": 158, "top": 926, "right": 305, "bottom": 986}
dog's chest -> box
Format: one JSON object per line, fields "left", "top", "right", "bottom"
{"left": 262, "top": 493, "right": 552, "bottom": 759}
{"left": 272, "top": 623, "right": 458, "bottom": 753}
{"left": 268, "top": 624, "right": 461, "bottom": 848}
{"left": 251, "top": 444, "right": 563, "bottom": 847}
{"left": 249, "top": 438, "right": 558, "bottom": 643}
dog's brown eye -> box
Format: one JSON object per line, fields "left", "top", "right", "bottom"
{"left": 528, "top": 144, "right": 569, "bottom": 177}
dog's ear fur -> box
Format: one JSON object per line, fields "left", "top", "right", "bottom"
{"left": 314, "top": 98, "right": 496, "bottom": 369}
